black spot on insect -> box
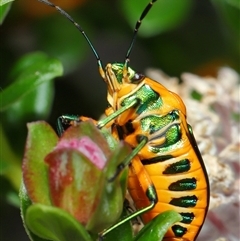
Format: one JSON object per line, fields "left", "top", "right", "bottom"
{"left": 131, "top": 72, "right": 145, "bottom": 83}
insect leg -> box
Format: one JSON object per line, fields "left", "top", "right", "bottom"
{"left": 123, "top": 198, "right": 142, "bottom": 227}
{"left": 99, "top": 155, "right": 158, "bottom": 238}
{"left": 97, "top": 98, "right": 140, "bottom": 128}
{"left": 108, "top": 135, "right": 148, "bottom": 181}
{"left": 56, "top": 114, "right": 82, "bottom": 136}
{"left": 57, "top": 96, "right": 139, "bottom": 136}
{"left": 57, "top": 115, "right": 96, "bottom": 136}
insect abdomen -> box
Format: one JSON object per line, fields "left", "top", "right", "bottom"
{"left": 128, "top": 136, "right": 208, "bottom": 240}
{"left": 117, "top": 80, "right": 209, "bottom": 240}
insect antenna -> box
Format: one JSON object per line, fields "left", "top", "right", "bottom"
{"left": 37, "top": 0, "right": 104, "bottom": 74}
{"left": 125, "top": 0, "right": 157, "bottom": 67}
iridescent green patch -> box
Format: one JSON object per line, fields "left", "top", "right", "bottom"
{"left": 121, "top": 84, "right": 162, "bottom": 115}
{"left": 170, "top": 195, "right": 198, "bottom": 208}
{"left": 180, "top": 212, "right": 194, "bottom": 224}
{"left": 172, "top": 224, "right": 187, "bottom": 237}
{"left": 140, "top": 110, "right": 179, "bottom": 134}
{"left": 163, "top": 159, "right": 190, "bottom": 174}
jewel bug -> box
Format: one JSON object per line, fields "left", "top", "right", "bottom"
{"left": 37, "top": 0, "right": 210, "bottom": 240}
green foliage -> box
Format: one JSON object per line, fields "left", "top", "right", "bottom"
{"left": 1, "top": 0, "right": 238, "bottom": 240}
{"left": 120, "top": 0, "right": 193, "bottom": 37}
{"left": 1, "top": 52, "right": 62, "bottom": 112}
{"left": 26, "top": 204, "right": 92, "bottom": 241}
{"left": 0, "top": 52, "right": 63, "bottom": 199}
{"left": 19, "top": 182, "right": 50, "bottom": 241}
{"left": 0, "top": 124, "right": 21, "bottom": 190}
{"left": 20, "top": 121, "right": 131, "bottom": 240}
{"left": 211, "top": 0, "right": 240, "bottom": 57}
{"left": 211, "top": 0, "right": 240, "bottom": 36}
{"left": 103, "top": 207, "right": 133, "bottom": 241}
{"left": 35, "top": 14, "right": 90, "bottom": 73}
{"left": 0, "top": 52, "right": 63, "bottom": 198}
{"left": 20, "top": 120, "right": 182, "bottom": 240}
{"left": 0, "top": 0, "right": 12, "bottom": 24}
{"left": 134, "top": 211, "right": 182, "bottom": 241}
{"left": 22, "top": 121, "right": 58, "bottom": 205}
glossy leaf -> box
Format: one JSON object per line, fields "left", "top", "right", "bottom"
{"left": 0, "top": 0, "right": 12, "bottom": 24}
{"left": 103, "top": 205, "right": 133, "bottom": 241}
{"left": 26, "top": 204, "right": 93, "bottom": 241}
{"left": 4, "top": 80, "right": 54, "bottom": 127}
{"left": 120, "top": 0, "right": 193, "bottom": 37}
{"left": 22, "top": 121, "right": 59, "bottom": 205}
{"left": 0, "top": 0, "right": 14, "bottom": 5}
{"left": 0, "top": 52, "right": 63, "bottom": 112}
{"left": 134, "top": 210, "right": 182, "bottom": 241}
{"left": 86, "top": 142, "right": 130, "bottom": 232}
{"left": 19, "top": 181, "right": 49, "bottom": 241}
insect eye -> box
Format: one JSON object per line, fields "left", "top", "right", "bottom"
{"left": 131, "top": 73, "right": 144, "bottom": 83}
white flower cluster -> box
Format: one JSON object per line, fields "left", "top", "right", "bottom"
{"left": 146, "top": 67, "right": 240, "bottom": 241}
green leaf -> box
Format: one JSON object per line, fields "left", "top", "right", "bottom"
{"left": 48, "top": 121, "right": 131, "bottom": 233}
{"left": 0, "top": 1, "right": 12, "bottom": 24}
{"left": 134, "top": 210, "right": 182, "bottom": 241}
{"left": 1, "top": 176, "right": 20, "bottom": 207}
{"left": 19, "top": 181, "right": 49, "bottom": 241}
{"left": 26, "top": 204, "right": 93, "bottom": 241}
{"left": 4, "top": 80, "right": 55, "bottom": 126}
{"left": 0, "top": 124, "right": 19, "bottom": 174}
{"left": 120, "top": 0, "right": 193, "bottom": 37}
{"left": 211, "top": 0, "right": 240, "bottom": 36}
{"left": 22, "top": 121, "right": 59, "bottom": 205}
{"left": 0, "top": 52, "right": 63, "bottom": 112}
{"left": 103, "top": 206, "right": 133, "bottom": 241}
{"left": 100, "top": 127, "right": 118, "bottom": 151}
{"left": 0, "top": 0, "right": 14, "bottom": 6}
{"left": 0, "top": 124, "right": 21, "bottom": 190}
{"left": 86, "top": 142, "right": 131, "bottom": 232}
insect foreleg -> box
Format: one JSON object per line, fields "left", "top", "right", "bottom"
{"left": 57, "top": 114, "right": 81, "bottom": 136}
{"left": 57, "top": 97, "right": 140, "bottom": 136}
{"left": 97, "top": 98, "right": 140, "bottom": 129}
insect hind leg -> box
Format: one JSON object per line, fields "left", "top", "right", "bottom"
{"left": 99, "top": 155, "right": 158, "bottom": 238}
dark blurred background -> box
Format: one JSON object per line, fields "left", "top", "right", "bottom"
{"left": 0, "top": 0, "right": 239, "bottom": 240}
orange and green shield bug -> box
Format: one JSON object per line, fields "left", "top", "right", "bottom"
{"left": 38, "top": 0, "right": 210, "bottom": 240}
